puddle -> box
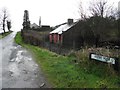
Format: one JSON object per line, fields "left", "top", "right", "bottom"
{"left": 9, "top": 58, "right": 15, "bottom": 62}
{"left": 22, "top": 69, "right": 29, "bottom": 74}
{"left": 15, "top": 50, "right": 24, "bottom": 63}
{"left": 9, "top": 63, "right": 20, "bottom": 77}
{"left": 24, "top": 57, "right": 32, "bottom": 61}
{"left": 17, "top": 45, "right": 22, "bottom": 48}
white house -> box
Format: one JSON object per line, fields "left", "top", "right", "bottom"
{"left": 118, "top": 1, "right": 120, "bottom": 12}
{"left": 30, "top": 23, "right": 39, "bottom": 29}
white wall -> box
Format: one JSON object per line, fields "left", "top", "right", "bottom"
{"left": 118, "top": 1, "right": 120, "bottom": 12}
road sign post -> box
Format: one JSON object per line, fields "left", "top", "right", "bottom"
{"left": 89, "top": 53, "right": 119, "bottom": 71}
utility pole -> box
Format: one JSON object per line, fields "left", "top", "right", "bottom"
{"left": 39, "top": 16, "right": 41, "bottom": 28}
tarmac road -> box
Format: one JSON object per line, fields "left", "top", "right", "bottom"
{"left": 0, "top": 32, "right": 50, "bottom": 88}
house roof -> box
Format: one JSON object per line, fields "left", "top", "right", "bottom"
{"left": 30, "top": 23, "right": 39, "bottom": 28}
{"left": 50, "top": 22, "right": 76, "bottom": 34}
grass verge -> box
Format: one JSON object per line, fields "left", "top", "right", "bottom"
{"left": 15, "top": 32, "right": 120, "bottom": 88}
{"left": 0, "top": 31, "right": 13, "bottom": 39}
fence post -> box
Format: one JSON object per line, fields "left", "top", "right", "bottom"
{"left": 113, "top": 57, "right": 120, "bottom": 72}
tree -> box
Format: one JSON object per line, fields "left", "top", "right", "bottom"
{"left": 23, "top": 10, "right": 30, "bottom": 29}
{"left": 77, "top": 0, "right": 118, "bottom": 47}
{"left": 78, "top": 1, "right": 87, "bottom": 20}
{"left": 0, "top": 8, "right": 9, "bottom": 33}
{"left": 7, "top": 20, "right": 11, "bottom": 31}
{"left": 89, "top": 0, "right": 113, "bottom": 18}
{"left": 118, "top": 11, "right": 120, "bottom": 37}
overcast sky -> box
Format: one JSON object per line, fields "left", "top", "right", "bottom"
{"left": 0, "top": 0, "right": 120, "bottom": 32}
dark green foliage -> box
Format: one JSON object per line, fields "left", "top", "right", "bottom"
{"left": 7, "top": 20, "right": 11, "bottom": 31}
{"left": 118, "top": 18, "right": 120, "bottom": 38}
{"left": 78, "top": 15, "right": 119, "bottom": 47}
{"left": 15, "top": 32, "right": 23, "bottom": 45}
{"left": 15, "top": 32, "right": 120, "bottom": 88}
{"left": 21, "top": 29, "right": 49, "bottom": 47}
{"left": 22, "top": 10, "right": 30, "bottom": 29}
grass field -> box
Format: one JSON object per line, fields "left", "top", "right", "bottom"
{"left": 15, "top": 32, "right": 120, "bottom": 88}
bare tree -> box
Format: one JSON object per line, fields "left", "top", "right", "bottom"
{"left": 89, "top": 0, "right": 113, "bottom": 18}
{"left": 0, "top": 8, "right": 9, "bottom": 33}
{"left": 78, "top": 1, "right": 87, "bottom": 20}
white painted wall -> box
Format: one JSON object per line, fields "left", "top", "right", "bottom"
{"left": 118, "top": 1, "right": 120, "bottom": 12}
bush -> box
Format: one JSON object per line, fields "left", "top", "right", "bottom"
{"left": 69, "top": 48, "right": 119, "bottom": 77}
{"left": 15, "top": 32, "right": 120, "bottom": 88}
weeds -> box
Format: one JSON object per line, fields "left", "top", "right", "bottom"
{"left": 68, "top": 47, "right": 120, "bottom": 77}
{"left": 15, "top": 32, "right": 120, "bottom": 88}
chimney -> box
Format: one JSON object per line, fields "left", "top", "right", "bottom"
{"left": 67, "top": 19, "right": 73, "bottom": 25}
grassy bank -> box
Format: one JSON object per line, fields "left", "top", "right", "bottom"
{"left": 15, "top": 32, "right": 120, "bottom": 88}
{"left": 0, "top": 31, "right": 13, "bottom": 39}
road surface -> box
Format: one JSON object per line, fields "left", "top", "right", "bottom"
{"left": 0, "top": 32, "right": 51, "bottom": 88}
